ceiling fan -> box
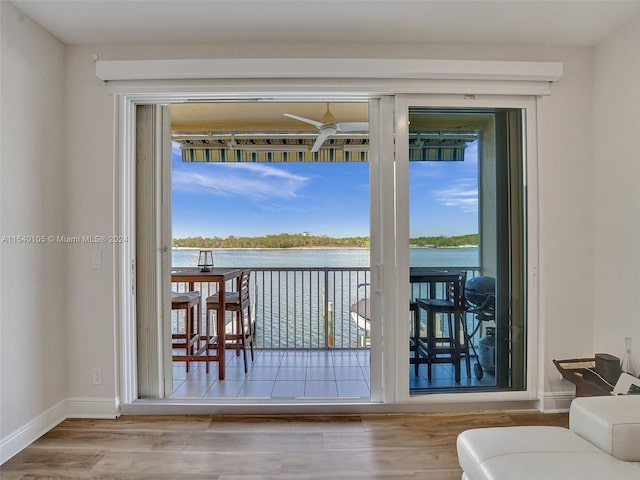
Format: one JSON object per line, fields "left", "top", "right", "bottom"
{"left": 283, "top": 103, "right": 369, "bottom": 152}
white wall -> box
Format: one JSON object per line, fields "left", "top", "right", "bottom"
{"left": 537, "top": 48, "right": 596, "bottom": 402}
{"left": 61, "top": 41, "right": 595, "bottom": 404}
{"left": 0, "top": 1, "right": 67, "bottom": 459}
{"left": 63, "top": 45, "right": 118, "bottom": 405}
{"left": 592, "top": 14, "right": 640, "bottom": 375}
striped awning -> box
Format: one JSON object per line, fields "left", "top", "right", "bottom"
{"left": 409, "top": 140, "right": 467, "bottom": 161}
{"left": 179, "top": 138, "right": 368, "bottom": 163}
{"left": 177, "top": 138, "right": 468, "bottom": 163}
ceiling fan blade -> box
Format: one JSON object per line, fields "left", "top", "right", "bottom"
{"left": 282, "top": 113, "right": 324, "bottom": 129}
{"left": 336, "top": 122, "right": 369, "bottom": 132}
{"left": 311, "top": 129, "right": 334, "bottom": 152}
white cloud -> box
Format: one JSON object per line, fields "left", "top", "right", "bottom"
{"left": 433, "top": 180, "right": 478, "bottom": 213}
{"left": 172, "top": 141, "right": 182, "bottom": 158}
{"left": 172, "top": 163, "right": 309, "bottom": 200}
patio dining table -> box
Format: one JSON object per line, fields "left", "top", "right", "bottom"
{"left": 171, "top": 267, "right": 243, "bottom": 379}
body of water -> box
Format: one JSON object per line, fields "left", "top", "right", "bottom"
{"left": 172, "top": 246, "right": 479, "bottom": 269}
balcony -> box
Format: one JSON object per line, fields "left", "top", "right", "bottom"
{"left": 171, "top": 266, "right": 487, "bottom": 399}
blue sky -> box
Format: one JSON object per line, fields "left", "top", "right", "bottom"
{"left": 408, "top": 140, "right": 479, "bottom": 237}
{"left": 171, "top": 141, "right": 478, "bottom": 239}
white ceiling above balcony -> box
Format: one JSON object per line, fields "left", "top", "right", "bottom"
{"left": 171, "top": 102, "right": 369, "bottom": 133}
{"left": 10, "top": 0, "right": 640, "bottom": 47}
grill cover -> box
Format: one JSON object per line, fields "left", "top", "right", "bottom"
{"left": 465, "top": 276, "right": 495, "bottom": 308}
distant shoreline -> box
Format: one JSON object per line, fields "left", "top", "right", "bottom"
{"left": 173, "top": 245, "right": 478, "bottom": 251}
{"left": 172, "top": 246, "right": 369, "bottom": 251}
{"left": 410, "top": 244, "right": 479, "bottom": 249}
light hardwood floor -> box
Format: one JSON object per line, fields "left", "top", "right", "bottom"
{"left": 1, "top": 411, "right": 568, "bottom": 479}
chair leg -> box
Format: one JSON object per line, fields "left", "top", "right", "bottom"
{"left": 241, "top": 342, "right": 248, "bottom": 374}
{"left": 192, "top": 300, "right": 201, "bottom": 369}
{"left": 173, "top": 305, "right": 192, "bottom": 372}
{"left": 452, "top": 313, "right": 461, "bottom": 383}
{"left": 205, "top": 307, "right": 211, "bottom": 374}
{"left": 462, "top": 315, "right": 472, "bottom": 379}
{"left": 241, "top": 310, "right": 249, "bottom": 372}
{"left": 248, "top": 305, "right": 255, "bottom": 362}
{"left": 412, "top": 305, "right": 420, "bottom": 376}
{"left": 231, "top": 309, "right": 248, "bottom": 373}
{"left": 234, "top": 311, "right": 241, "bottom": 357}
{"left": 185, "top": 306, "right": 191, "bottom": 372}
{"left": 427, "top": 310, "right": 436, "bottom": 381}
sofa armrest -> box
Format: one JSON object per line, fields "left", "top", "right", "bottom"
{"left": 570, "top": 395, "right": 640, "bottom": 462}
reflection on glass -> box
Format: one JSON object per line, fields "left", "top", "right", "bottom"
{"left": 408, "top": 108, "right": 525, "bottom": 394}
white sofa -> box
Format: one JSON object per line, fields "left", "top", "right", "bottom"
{"left": 457, "top": 395, "right": 640, "bottom": 480}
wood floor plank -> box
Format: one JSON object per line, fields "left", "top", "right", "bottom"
{"left": 324, "top": 429, "right": 459, "bottom": 450}
{"left": 54, "top": 415, "right": 213, "bottom": 432}
{"left": 281, "top": 446, "right": 460, "bottom": 476}
{"left": 505, "top": 410, "right": 569, "bottom": 427}
{"left": 207, "top": 415, "right": 366, "bottom": 433}
{"left": 15, "top": 473, "right": 216, "bottom": 480}
{"left": 33, "top": 429, "right": 163, "bottom": 451}
{"left": 361, "top": 411, "right": 515, "bottom": 431}
{"left": 92, "top": 450, "right": 282, "bottom": 476}
{"left": 152, "top": 431, "right": 324, "bottom": 452}
{"left": 0, "top": 449, "right": 104, "bottom": 474}
{"left": 218, "top": 473, "right": 461, "bottom": 480}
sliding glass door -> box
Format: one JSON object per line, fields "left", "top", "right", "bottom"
{"left": 126, "top": 93, "right": 537, "bottom": 407}
{"left": 394, "top": 95, "right": 534, "bottom": 399}
{"left": 166, "top": 100, "right": 378, "bottom": 401}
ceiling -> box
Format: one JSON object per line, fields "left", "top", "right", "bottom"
{"left": 171, "top": 102, "right": 372, "bottom": 160}
{"left": 172, "top": 101, "right": 478, "bottom": 163}
{"left": 10, "top": 0, "right": 640, "bottom": 47}
{"left": 171, "top": 102, "right": 369, "bottom": 134}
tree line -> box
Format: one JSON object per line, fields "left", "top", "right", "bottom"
{"left": 410, "top": 233, "right": 478, "bottom": 248}
{"left": 173, "top": 233, "right": 478, "bottom": 249}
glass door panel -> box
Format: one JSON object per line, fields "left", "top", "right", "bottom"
{"left": 168, "top": 100, "right": 373, "bottom": 401}
{"left": 407, "top": 107, "right": 526, "bottom": 394}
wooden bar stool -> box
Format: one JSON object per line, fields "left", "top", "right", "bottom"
{"left": 415, "top": 272, "right": 471, "bottom": 383}
{"left": 171, "top": 290, "right": 201, "bottom": 372}
{"left": 205, "top": 269, "right": 254, "bottom": 374}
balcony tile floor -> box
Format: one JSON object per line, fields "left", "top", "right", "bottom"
{"left": 171, "top": 349, "right": 371, "bottom": 399}
{"left": 171, "top": 348, "right": 495, "bottom": 399}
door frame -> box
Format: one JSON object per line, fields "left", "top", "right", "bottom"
{"left": 117, "top": 92, "right": 386, "bottom": 408}
{"left": 106, "top": 61, "right": 555, "bottom": 411}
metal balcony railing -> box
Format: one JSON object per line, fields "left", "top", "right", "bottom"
{"left": 172, "top": 266, "right": 482, "bottom": 352}
{"left": 250, "top": 267, "right": 371, "bottom": 350}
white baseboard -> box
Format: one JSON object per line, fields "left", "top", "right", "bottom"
{"left": 66, "top": 396, "right": 119, "bottom": 419}
{"left": 0, "top": 399, "right": 67, "bottom": 464}
{"left": 0, "top": 397, "right": 119, "bottom": 465}
{"left": 541, "top": 391, "right": 575, "bottom": 413}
